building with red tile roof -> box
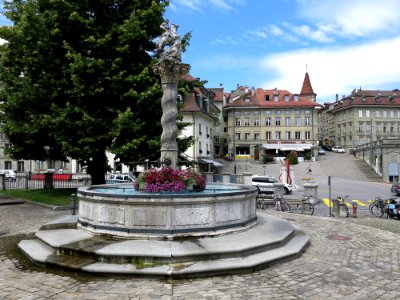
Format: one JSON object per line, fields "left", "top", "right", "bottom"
{"left": 222, "top": 74, "right": 321, "bottom": 162}
{"left": 321, "top": 88, "right": 400, "bottom": 149}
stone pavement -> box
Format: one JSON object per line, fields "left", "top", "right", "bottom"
{"left": 1, "top": 154, "right": 400, "bottom": 299}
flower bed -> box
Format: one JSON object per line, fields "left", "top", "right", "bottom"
{"left": 134, "top": 167, "right": 206, "bottom": 193}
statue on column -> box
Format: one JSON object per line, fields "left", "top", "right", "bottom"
{"left": 153, "top": 19, "right": 189, "bottom": 169}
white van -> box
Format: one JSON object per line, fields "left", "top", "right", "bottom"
{"left": 251, "top": 175, "right": 292, "bottom": 194}
{"left": 0, "top": 169, "right": 16, "bottom": 181}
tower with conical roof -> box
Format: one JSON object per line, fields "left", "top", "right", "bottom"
{"left": 300, "top": 72, "right": 317, "bottom": 102}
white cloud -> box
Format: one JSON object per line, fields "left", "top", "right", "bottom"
{"left": 260, "top": 37, "right": 400, "bottom": 100}
{"left": 297, "top": 0, "right": 400, "bottom": 38}
{"left": 209, "top": 0, "right": 232, "bottom": 10}
{"left": 291, "top": 24, "right": 334, "bottom": 43}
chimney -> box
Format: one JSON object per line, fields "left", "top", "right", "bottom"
{"left": 335, "top": 94, "right": 338, "bottom": 101}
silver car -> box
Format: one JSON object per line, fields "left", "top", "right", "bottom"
{"left": 106, "top": 173, "right": 135, "bottom": 184}
{"left": 251, "top": 175, "right": 292, "bottom": 194}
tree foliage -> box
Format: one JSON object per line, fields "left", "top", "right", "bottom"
{"left": 0, "top": 0, "right": 169, "bottom": 184}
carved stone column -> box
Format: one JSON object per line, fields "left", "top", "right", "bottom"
{"left": 153, "top": 60, "right": 189, "bottom": 169}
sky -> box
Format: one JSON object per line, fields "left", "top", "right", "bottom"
{"left": 1, "top": 1, "right": 400, "bottom": 103}
{"left": 165, "top": 0, "right": 400, "bottom": 103}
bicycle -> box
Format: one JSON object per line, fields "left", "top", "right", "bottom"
{"left": 369, "top": 197, "right": 388, "bottom": 218}
{"left": 274, "top": 195, "right": 290, "bottom": 212}
{"left": 300, "top": 195, "right": 315, "bottom": 215}
{"left": 332, "top": 195, "right": 349, "bottom": 218}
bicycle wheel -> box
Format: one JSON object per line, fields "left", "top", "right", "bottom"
{"left": 281, "top": 202, "right": 291, "bottom": 212}
{"left": 340, "top": 203, "right": 349, "bottom": 218}
{"left": 303, "top": 202, "right": 314, "bottom": 215}
{"left": 370, "top": 203, "right": 384, "bottom": 218}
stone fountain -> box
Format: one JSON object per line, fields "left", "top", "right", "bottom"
{"left": 18, "top": 20, "right": 309, "bottom": 278}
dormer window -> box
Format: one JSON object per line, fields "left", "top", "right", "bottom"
{"left": 244, "top": 98, "right": 250, "bottom": 103}
{"left": 294, "top": 94, "right": 299, "bottom": 101}
{"left": 273, "top": 95, "right": 279, "bottom": 101}
{"left": 265, "top": 95, "right": 270, "bottom": 101}
{"left": 375, "top": 95, "right": 381, "bottom": 102}
{"left": 284, "top": 95, "right": 290, "bottom": 101}
{"left": 361, "top": 96, "right": 367, "bottom": 102}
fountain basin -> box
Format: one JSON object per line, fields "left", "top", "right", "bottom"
{"left": 77, "top": 183, "right": 258, "bottom": 239}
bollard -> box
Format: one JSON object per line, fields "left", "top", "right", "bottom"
{"left": 352, "top": 200, "right": 357, "bottom": 218}
{"left": 71, "top": 193, "right": 77, "bottom": 215}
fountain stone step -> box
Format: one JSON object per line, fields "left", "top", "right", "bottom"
{"left": 18, "top": 212, "right": 310, "bottom": 277}
{"left": 34, "top": 213, "right": 296, "bottom": 262}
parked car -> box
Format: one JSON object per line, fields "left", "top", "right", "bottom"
{"left": 0, "top": 169, "right": 16, "bottom": 181}
{"left": 106, "top": 173, "right": 135, "bottom": 184}
{"left": 391, "top": 183, "right": 400, "bottom": 196}
{"left": 318, "top": 148, "right": 326, "bottom": 155}
{"left": 332, "top": 146, "right": 345, "bottom": 153}
{"left": 251, "top": 175, "right": 292, "bottom": 194}
{"left": 322, "top": 145, "right": 332, "bottom": 151}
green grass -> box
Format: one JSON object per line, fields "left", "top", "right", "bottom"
{"left": 0, "top": 188, "right": 77, "bottom": 206}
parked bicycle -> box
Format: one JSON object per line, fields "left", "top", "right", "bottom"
{"left": 301, "top": 195, "right": 315, "bottom": 215}
{"left": 369, "top": 197, "right": 388, "bottom": 218}
{"left": 274, "top": 195, "right": 290, "bottom": 212}
{"left": 332, "top": 195, "right": 349, "bottom": 218}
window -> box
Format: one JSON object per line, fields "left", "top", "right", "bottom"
{"left": 383, "top": 111, "right": 388, "bottom": 118}
{"left": 358, "top": 123, "right": 363, "bottom": 133}
{"left": 390, "top": 124, "right": 394, "bottom": 133}
{"left": 376, "top": 110, "right": 381, "bottom": 117}
{"left": 383, "top": 124, "right": 387, "bottom": 133}
{"left": 305, "top": 117, "right": 312, "bottom": 126}
{"left": 305, "top": 131, "right": 311, "bottom": 140}
{"left": 275, "top": 131, "right": 281, "bottom": 140}
{"left": 295, "top": 117, "right": 301, "bottom": 126}
{"left": 244, "top": 118, "right": 250, "bottom": 126}
{"left": 199, "top": 124, "right": 202, "bottom": 135}
{"left": 265, "top": 117, "right": 271, "bottom": 126}
{"left": 366, "top": 110, "right": 370, "bottom": 118}
{"left": 254, "top": 132, "right": 260, "bottom": 140}
{"left": 254, "top": 118, "right": 260, "bottom": 126}
{"left": 245, "top": 132, "right": 250, "bottom": 140}
{"left": 265, "top": 95, "right": 270, "bottom": 101}
{"left": 294, "top": 109, "right": 301, "bottom": 115}
{"left": 285, "top": 117, "right": 291, "bottom": 126}
{"left": 17, "top": 161, "right": 24, "bottom": 173}
{"left": 366, "top": 123, "right": 371, "bottom": 132}
{"left": 285, "top": 131, "right": 291, "bottom": 140}
{"left": 265, "top": 110, "right": 271, "bottom": 115}
{"left": 198, "top": 142, "right": 202, "bottom": 154}
{"left": 284, "top": 95, "right": 290, "bottom": 101}
{"left": 234, "top": 111, "right": 241, "bottom": 116}
{"left": 206, "top": 126, "right": 209, "bottom": 137}
{"left": 276, "top": 110, "right": 281, "bottom": 115}
{"left": 254, "top": 111, "right": 260, "bottom": 115}
{"left": 359, "top": 110, "right": 363, "bottom": 118}
{"left": 295, "top": 131, "right": 301, "bottom": 140}
{"left": 235, "top": 118, "right": 241, "bottom": 126}
{"left": 377, "top": 124, "right": 381, "bottom": 133}
{"left": 244, "top": 111, "right": 250, "bottom": 116}
{"left": 304, "top": 109, "right": 311, "bottom": 115}
{"left": 285, "top": 109, "right": 291, "bottom": 115}
{"left": 390, "top": 111, "right": 395, "bottom": 118}
{"left": 273, "top": 95, "right": 279, "bottom": 101}
{"left": 266, "top": 131, "right": 271, "bottom": 140}
{"left": 235, "top": 133, "right": 241, "bottom": 140}
{"left": 294, "top": 95, "right": 299, "bottom": 101}
{"left": 275, "top": 117, "right": 281, "bottom": 126}
{"left": 4, "top": 161, "right": 12, "bottom": 169}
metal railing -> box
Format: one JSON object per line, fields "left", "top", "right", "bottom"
{"left": 0, "top": 173, "right": 92, "bottom": 190}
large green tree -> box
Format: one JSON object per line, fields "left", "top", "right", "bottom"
{"left": 0, "top": 0, "right": 168, "bottom": 184}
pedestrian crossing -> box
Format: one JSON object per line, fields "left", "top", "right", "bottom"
{"left": 321, "top": 198, "right": 368, "bottom": 208}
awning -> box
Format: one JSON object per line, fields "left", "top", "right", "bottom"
{"left": 201, "top": 159, "right": 224, "bottom": 168}
{"left": 261, "top": 143, "right": 313, "bottom": 151}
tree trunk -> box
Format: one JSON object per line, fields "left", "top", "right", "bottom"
{"left": 88, "top": 151, "right": 108, "bottom": 185}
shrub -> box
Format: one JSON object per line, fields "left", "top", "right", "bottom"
{"left": 287, "top": 151, "right": 298, "bottom": 165}
{"left": 262, "top": 154, "right": 274, "bottom": 164}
